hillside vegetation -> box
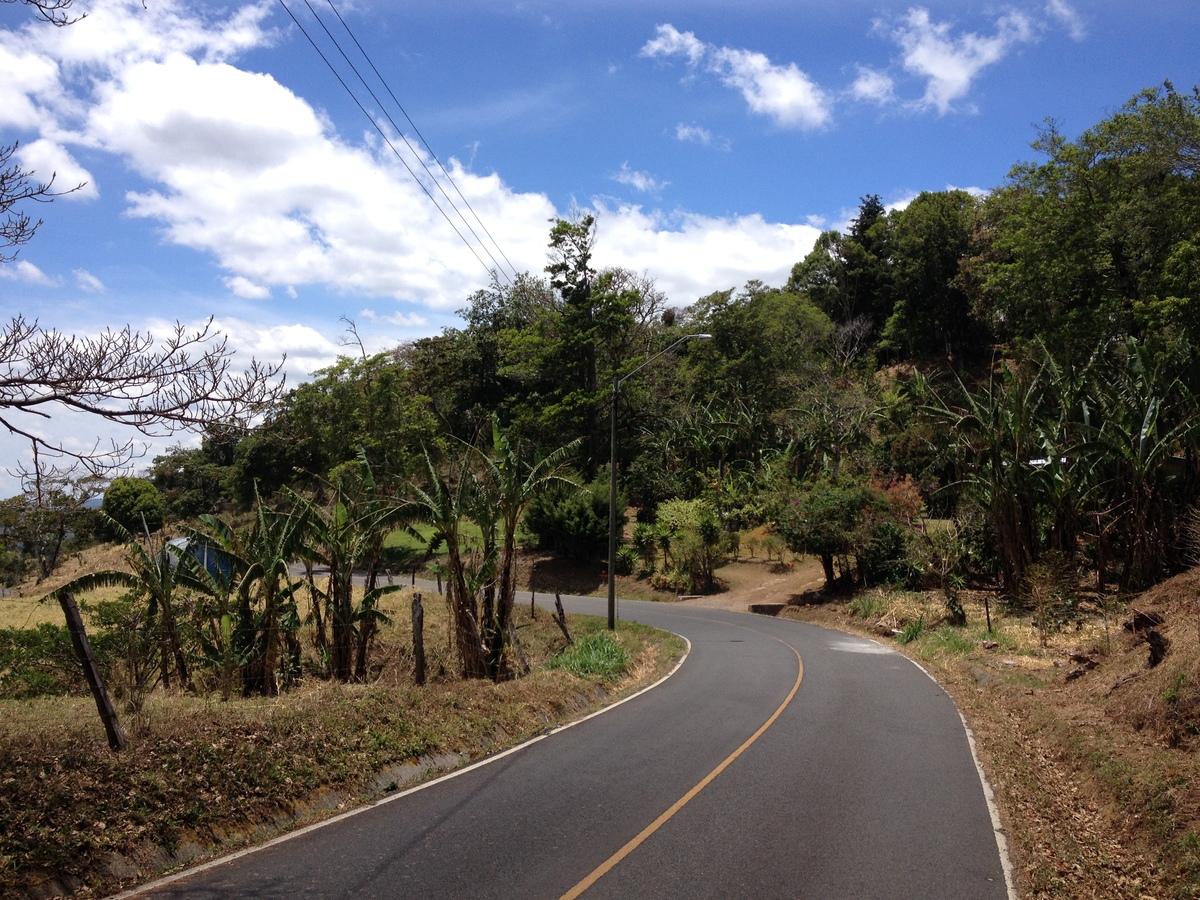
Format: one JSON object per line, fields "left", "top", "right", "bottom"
{"left": 2, "top": 82, "right": 1200, "bottom": 897}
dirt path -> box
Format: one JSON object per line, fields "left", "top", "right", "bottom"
{"left": 676, "top": 557, "right": 827, "bottom": 611}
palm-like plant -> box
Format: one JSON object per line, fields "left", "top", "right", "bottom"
{"left": 50, "top": 515, "right": 193, "bottom": 692}
{"left": 407, "top": 448, "right": 489, "bottom": 679}
{"left": 912, "top": 360, "right": 1046, "bottom": 595}
{"left": 188, "top": 492, "right": 307, "bottom": 696}
{"left": 288, "top": 452, "right": 405, "bottom": 682}
{"left": 1090, "top": 339, "right": 1200, "bottom": 589}
{"left": 473, "top": 421, "right": 578, "bottom": 677}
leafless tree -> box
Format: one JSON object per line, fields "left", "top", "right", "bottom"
{"left": 1, "top": 1, "right": 88, "bottom": 258}
{"left": 1, "top": 315, "right": 285, "bottom": 473}
{"left": 1, "top": 0, "right": 82, "bottom": 26}
{"left": 0, "top": 142, "right": 84, "bottom": 263}
{"left": 4, "top": 447, "right": 104, "bottom": 582}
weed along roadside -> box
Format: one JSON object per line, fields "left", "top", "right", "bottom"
{"left": 0, "top": 592, "right": 684, "bottom": 900}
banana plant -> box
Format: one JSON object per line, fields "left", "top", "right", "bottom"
{"left": 471, "top": 420, "right": 579, "bottom": 679}
{"left": 49, "top": 514, "right": 193, "bottom": 692}
{"left": 289, "top": 451, "right": 406, "bottom": 681}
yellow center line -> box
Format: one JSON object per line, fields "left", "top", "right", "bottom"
{"left": 560, "top": 637, "right": 804, "bottom": 899}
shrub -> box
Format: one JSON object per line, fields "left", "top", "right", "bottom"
{"left": 103, "top": 477, "right": 167, "bottom": 535}
{"left": 1020, "top": 550, "right": 1079, "bottom": 646}
{"left": 524, "top": 477, "right": 624, "bottom": 560}
{"left": 859, "top": 521, "right": 920, "bottom": 588}
{"left": 655, "top": 498, "right": 724, "bottom": 592}
{"left": 0, "top": 623, "right": 89, "bottom": 698}
{"left": 615, "top": 546, "right": 638, "bottom": 576}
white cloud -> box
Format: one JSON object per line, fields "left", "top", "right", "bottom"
{"left": 224, "top": 275, "right": 271, "bottom": 299}
{"left": 948, "top": 183, "right": 990, "bottom": 198}
{"left": 1046, "top": 0, "right": 1086, "bottom": 41}
{"left": 642, "top": 24, "right": 831, "bottom": 130}
{"left": 0, "top": 1, "right": 549, "bottom": 312}
{"left": 641, "top": 23, "right": 707, "bottom": 66}
{"left": 0, "top": 259, "right": 56, "bottom": 285}
{"left": 360, "top": 309, "right": 431, "bottom": 329}
{"left": 675, "top": 123, "right": 712, "bottom": 144}
{"left": 0, "top": 40, "right": 63, "bottom": 131}
{"left": 15, "top": 138, "right": 98, "bottom": 199}
{"left": 590, "top": 200, "right": 821, "bottom": 305}
{"left": 613, "top": 163, "right": 668, "bottom": 194}
{"left": 884, "top": 7, "right": 1035, "bottom": 114}
{"left": 885, "top": 192, "right": 918, "bottom": 213}
{"left": 73, "top": 269, "right": 105, "bottom": 292}
{"left": 2, "top": 2, "right": 828, "bottom": 325}
{"left": 850, "top": 66, "right": 895, "bottom": 106}
{"left": 203, "top": 318, "right": 342, "bottom": 379}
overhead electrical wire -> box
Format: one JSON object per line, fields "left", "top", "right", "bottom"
{"left": 300, "top": 0, "right": 517, "bottom": 283}
{"left": 276, "top": 0, "right": 516, "bottom": 285}
{"left": 320, "top": 0, "right": 520, "bottom": 282}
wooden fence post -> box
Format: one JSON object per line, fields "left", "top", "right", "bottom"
{"left": 553, "top": 593, "right": 572, "bottom": 645}
{"left": 411, "top": 592, "right": 426, "bottom": 686}
{"left": 58, "top": 591, "right": 126, "bottom": 751}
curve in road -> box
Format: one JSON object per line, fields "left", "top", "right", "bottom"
{"left": 123, "top": 595, "right": 1015, "bottom": 900}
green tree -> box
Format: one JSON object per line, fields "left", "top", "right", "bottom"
{"left": 102, "top": 477, "right": 166, "bottom": 535}
{"left": 235, "top": 351, "right": 435, "bottom": 499}
{"left": 964, "top": 83, "right": 1200, "bottom": 358}
{"left": 788, "top": 194, "right": 892, "bottom": 331}
{"left": 878, "top": 190, "right": 986, "bottom": 362}
{"left": 2, "top": 456, "right": 102, "bottom": 582}
{"left": 776, "top": 477, "right": 892, "bottom": 590}
{"left": 149, "top": 430, "right": 239, "bottom": 519}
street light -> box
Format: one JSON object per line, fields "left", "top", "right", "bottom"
{"left": 607, "top": 333, "right": 712, "bottom": 629}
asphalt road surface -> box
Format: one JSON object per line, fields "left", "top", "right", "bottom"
{"left": 127, "top": 594, "right": 1013, "bottom": 899}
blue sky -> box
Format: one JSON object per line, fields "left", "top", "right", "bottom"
{"left": 1, "top": 0, "right": 1197, "bottom": 491}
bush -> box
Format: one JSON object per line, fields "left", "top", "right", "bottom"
{"left": 615, "top": 546, "right": 638, "bottom": 576}
{"left": 655, "top": 498, "right": 724, "bottom": 592}
{"left": 524, "top": 476, "right": 625, "bottom": 560}
{"left": 0, "top": 623, "right": 88, "bottom": 698}
{"left": 859, "top": 521, "right": 920, "bottom": 588}
{"left": 103, "top": 477, "right": 167, "bottom": 535}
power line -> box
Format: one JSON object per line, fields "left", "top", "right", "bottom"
{"left": 301, "top": 0, "right": 516, "bottom": 282}
{"left": 321, "top": 0, "right": 520, "bottom": 282}
{"left": 276, "top": 0, "right": 509, "bottom": 284}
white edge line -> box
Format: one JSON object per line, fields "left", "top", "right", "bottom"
{"left": 904, "top": 653, "right": 1019, "bottom": 900}
{"left": 110, "top": 634, "right": 692, "bottom": 899}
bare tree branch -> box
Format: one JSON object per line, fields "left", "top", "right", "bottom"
{"left": 0, "top": 0, "right": 84, "bottom": 27}
{"left": 1, "top": 315, "right": 286, "bottom": 471}
{"left": 0, "top": 142, "right": 86, "bottom": 261}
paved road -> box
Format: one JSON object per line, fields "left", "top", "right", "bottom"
{"left": 129, "top": 594, "right": 1013, "bottom": 899}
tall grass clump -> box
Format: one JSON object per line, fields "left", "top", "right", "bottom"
{"left": 545, "top": 631, "right": 630, "bottom": 682}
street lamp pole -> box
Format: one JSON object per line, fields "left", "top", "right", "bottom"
{"left": 607, "top": 333, "right": 712, "bottom": 630}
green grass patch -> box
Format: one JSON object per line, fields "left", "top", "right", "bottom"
{"left": 921, "top": 626, "right": 977, "bottom": 656}
{"left": 545, "top": 630, "right": 631, "bottom": 682}
{"left": 848, "top": 593, "right": 887, "bottom": 620}
{"left": 897, "top": 616, "right": 926, "bottom": 645}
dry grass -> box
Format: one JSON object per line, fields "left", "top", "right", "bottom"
{"left": 0, "top": 543, "right": 685, "bottom": 899}
{"left": 2, "top": 543, "right": 134, "bottom": 630}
